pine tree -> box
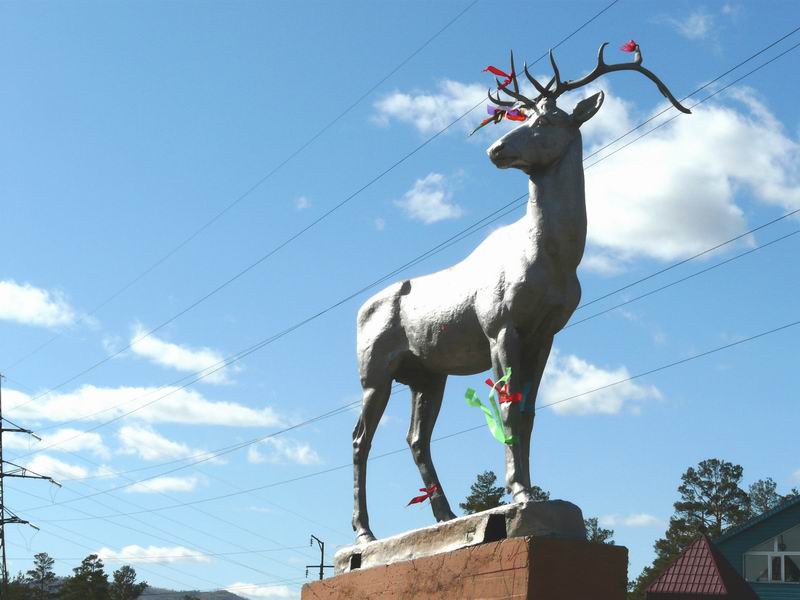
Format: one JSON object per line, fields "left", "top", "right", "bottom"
{"left": 749, "top": 478, "right": 784, "bottom": 516}
{"left": 26, "top": 552, "right": 56, "bottom": 600}
{"left": 460, "top": 471, "right": 507, "bottom": 514}
{"left": 59, "top": 554, "right": 109, "bottom": 600}
{"left": 585, "top": 517, "right": 615, "bottom": 544}
{"left": 109, "top": 565, "right": 147, "bottom": 600}
{"left": 629, "top": 459, "right": 750, "bottom": 599}
{"left": 9, "top": 572, "right": 34, "bottom": 600}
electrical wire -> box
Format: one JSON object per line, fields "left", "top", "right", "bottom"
{"left": 11, "top": 0, "right": 621, "bottom": 405}
{"left": 0, "top": 0, "right": 480, "bottom": 374}
{"left": 21, "top": 314, "right": 800, "bottom": 516}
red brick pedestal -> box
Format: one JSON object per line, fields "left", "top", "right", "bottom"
{"left": 301, "top": 536, "right": 628, "bottom": 600}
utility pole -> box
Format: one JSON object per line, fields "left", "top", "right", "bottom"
{"left": 0, "top": 373, "right": 61, "bottom": 596}
{"left": 305, "top": 535, "right": 334, "bottom": 581}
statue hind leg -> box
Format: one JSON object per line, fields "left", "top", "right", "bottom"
{"left": 352, "top": 378, "right": 392, "bottom": 544}
{"left": 406, "top": 371, "right": 456, "bottom": 522}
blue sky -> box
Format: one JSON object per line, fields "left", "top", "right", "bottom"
{"left": 2, "top": 0, "right": 800, "bottom": 597}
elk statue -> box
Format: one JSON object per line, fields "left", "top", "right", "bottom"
{"left": 352, "top": 43, "right": 690, "bottom": 543}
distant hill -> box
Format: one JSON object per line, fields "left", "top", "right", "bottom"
{"left": 140, "top": 586, "right": 249, "bottom": 600}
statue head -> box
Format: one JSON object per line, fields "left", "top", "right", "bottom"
{"left": 480, "top": 44, "right": 690, "bottom": 175}
{"left": 487, "top": 93, "right": 603, "bottom": 173}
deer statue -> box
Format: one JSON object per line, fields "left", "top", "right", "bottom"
{"left": 352, "top": 43, "right": 690, "bottom": 543}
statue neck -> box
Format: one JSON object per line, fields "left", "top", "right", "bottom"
{"left": 525, "top": 135, "right": 587, "bottom": 266}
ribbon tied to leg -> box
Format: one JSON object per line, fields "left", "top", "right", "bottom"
{"left": 407, "top": 483, "right": 440, "bottom": 506}
{"left": 465, "top": 367, "right": 516, "bottom": 445}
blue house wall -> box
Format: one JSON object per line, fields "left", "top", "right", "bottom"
{"left": 715, "top": 497, "right": 800, "bottom": 600}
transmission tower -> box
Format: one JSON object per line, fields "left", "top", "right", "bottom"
{"left": 0, "top": 373, "right": 61, "bottom": 596}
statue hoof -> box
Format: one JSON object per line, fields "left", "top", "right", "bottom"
{"left": 435, "top": 510, "right": 457, "bottom": 522}
{"left": 355, "top": 530, "right": 376, "bottom": 545}
{"left": 511, "top": 488, "right": 534, "bottom": 503}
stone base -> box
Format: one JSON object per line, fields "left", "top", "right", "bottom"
{"left": 335, "top": 500, "right": 585, "bottom": 574}
{"left": 302, "top": 536, "right": 628, "bottom": 600}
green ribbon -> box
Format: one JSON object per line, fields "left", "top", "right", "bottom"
{"left": 465, "top": 367, "right": 515, "bottom": 445}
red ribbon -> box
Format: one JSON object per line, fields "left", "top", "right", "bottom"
{"left": 407, "top": 483, "right": 440, "bottom": 505}
{"left": 483, "top": 65, "right": 514, "bottom": 89}
{"left": 620, "top": 40, "right": 638, "bottom": 53}
{"left": 485, "top": 378, "right": 522, "bottom": 404}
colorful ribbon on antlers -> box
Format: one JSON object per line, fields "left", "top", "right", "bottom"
{"left": 465, "top": 368, "right": 516, "bottom": 445}
{"left": 483, "top": 65, "right": 514, "bottom": 89}
{"left": 407, "top": 483, "right": 440, "bottom": 506}
{"left": 469, "top": 105, "right": 527, "bottom": 136}
{"left": 620, "top": 39, "right": 639, "bottom": 53}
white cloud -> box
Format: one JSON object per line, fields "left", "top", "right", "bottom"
{"left": 117, "top": 425, "right": 216, "bottom": 462}
{"left": 97, "top": 544, "right": 210, "bottom": 565}
{"left": 668, "top": 11, "right": 715, "bottom": 40}
{"left": 247, "top": 437, "right": 320, "bottom": 466}
{"left": 0, "top": 280, "right": 77, "bottom": 328}
{"left": 228, "top": 583, "right": 297, "bottom": 599}
{"left": 375, "top": 77, "right": 800, "bottom": 268}
{"left": 372, "top": 74, "right": 634, "bottom": 142}
{"left": 580, "top": 252, "right": 627, "bottom": 276}
{"left": 294, "top": 196, "right": 311, "bottom": 210}
{"left": 373, "top": 79, "right": 486, "bottom": 135}
{"left": 396, "top": 172, "right": 463, "bottom": 224}
{"left": 792, "top": 469, "right": 800, "bottom": 482}
{"left": 540, "top": 350, "right": 661, "bottom": 415}
{"left": 126, "top": 475, "right": 200, "bottom": 494}
{"left": 24, "top": 455, "right": 89, "bottom": 480}
{"left": 600, "top": 513, "right": 662, "bottom": 528}
{"left": 4, "top": 428, "right": 110, "bottom": 459}
{"left": 4, "top": 385, "right": 283, "bottom": 428}
{"left": 584, "top": 88, "right": 800, "bottom": 266}
{"left": 129, "top": 324, "right": 232, "bottom": 384}
{"left": 374, "top": 217, "right": 386, "bottom": 231}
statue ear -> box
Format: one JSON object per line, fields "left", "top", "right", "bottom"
{"left": 571, "top": 91, "right": 604, "bottom": 126}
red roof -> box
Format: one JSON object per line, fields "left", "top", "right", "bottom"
{"left": 646, "top": 535, "right": 758, "bottom": 599}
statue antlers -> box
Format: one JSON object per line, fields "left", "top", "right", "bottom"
{"left": 489, "top": 43, "right": 691, "bottom": 114}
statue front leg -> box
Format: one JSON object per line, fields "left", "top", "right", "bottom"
{"left": 517, "top": 336, "right": 554, "bottom": 492}
{"left": 490, "top": 324, "right": 531, "bottom": 503}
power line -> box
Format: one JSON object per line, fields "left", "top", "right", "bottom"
{"left": 582, "top": 23, "right": 800, "bottom": 164}
{"left": 583, "top": 37, "right": 800, "bottom": 172}
{"left": 13, "top": 0, "right": 621, "bottom": 406}
{"left": 0, "top": 374, "right": 60, "bottom": 596}
{"left": 0, "top": 0, "right": 480, "bottom": 375}
{"left": 565, "top": 230, "right": 800, "bottom": 329}
{"left": 7, "top": 16, "right": 798, "bottom": 473}
{"left": 10, "top": 17, "right": 795, "bottom": 431}
{"left": 8, "top": 483, "right": 291, "bottom": 586}
{"left": 21, "top": 314, "right": 800, "bottom": 516}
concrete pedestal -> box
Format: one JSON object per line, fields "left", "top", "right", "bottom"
{"left": 301, "top": 536, "right": 628, "bottom": 600}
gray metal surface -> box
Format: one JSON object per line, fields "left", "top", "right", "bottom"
{"left": 351, "top": 47, "right": 686, "bottom": 543}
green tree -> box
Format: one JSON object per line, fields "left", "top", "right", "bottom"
{"left": 59, "top": 554, "right": 109, "bottom": 600}
{"left": 585, "top": 517, "right": 615, "bottom": 544}
{"left": 109, "top": 565, "right": 146, "bottom": 600}
{"left": 629, "top": 458, "right": 749, "bottom": 600}
{"left": 675, "top": 459, "right": 750, "bottom": 534}
{"left": 530, "top": 485, "right": 551, "bottom": 502}
{"left": 9, "top": 571, "right": 34, "bottom": 600}
{"left": 749, "top": 478, "right": 784, "bottom": 516}
{"left": 460, "top": 471, "right": 507, "bottom": 514}
{"left": 459, "top": 471, "right": 551, "bottom": 515}
{"left": 26, "top": 552, "right": 56, "bottom": 600}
